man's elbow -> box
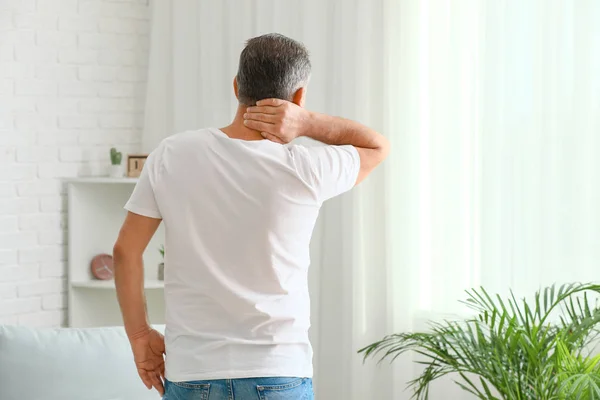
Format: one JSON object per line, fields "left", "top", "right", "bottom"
{"left": 113, "top": 242, "right": 126, "bottom": 263}
{"left": 112, "top": 241, "right": 136, "bottom": 264}
{"left": 372, "top": 134, "right": 390, "bottom": 164}
{"left": 377, "top": 135, "right": 390, "bottom": 161}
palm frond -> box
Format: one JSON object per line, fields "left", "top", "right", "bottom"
{"left": 359, "top": 283, "right": 600, "bottom": 400}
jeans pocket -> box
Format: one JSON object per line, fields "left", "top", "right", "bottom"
{"left": 257, "top": 378, "right": 311, "bottom": 400}
{"left": 164, "top": 380, "right": 211, "bottom": 400}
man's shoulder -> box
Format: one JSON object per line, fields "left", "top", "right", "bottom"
{"left": 286, "top": 141, "right": 357, "bottom": 160}
{"left": 160, "top": 128, "right": 217, "bottom": 148}
{"left": 149, "top": 128, "right": 217, "bottom": 168}
{"left": 285, "top": 138, "right": 323, "bottom": 157}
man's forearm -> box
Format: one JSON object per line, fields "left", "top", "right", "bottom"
{"left": 303, "top": 111, "right": 389, "bottom": 151}
{"left": 114, "top": 249, "right": 151, "bottom": 340}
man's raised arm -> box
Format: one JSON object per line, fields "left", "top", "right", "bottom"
{"left": 243, "top": 98, "right": 390, "bottom": 185}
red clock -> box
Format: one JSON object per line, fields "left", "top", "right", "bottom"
{"left": 90, "top": 254, "right": 114, "bottom": 280}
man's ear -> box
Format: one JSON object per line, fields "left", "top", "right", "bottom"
{"left": 233, "top": 77, "right": 239, "bottom": 100}
{"left": 292, "top": 87, "right": 306, "bottom": 108}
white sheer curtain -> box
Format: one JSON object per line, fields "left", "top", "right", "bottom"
{"left": 143, "top": 1, "right": 600, "bottom": 399}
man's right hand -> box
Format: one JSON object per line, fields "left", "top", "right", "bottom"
{"left": 243, "top": 98, "right": 312, "bottom": 144}
{"left": 129, "top": 327, "right": 166, "bottom": 395}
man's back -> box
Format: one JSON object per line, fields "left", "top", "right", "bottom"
{"left": 125, "top": 128, "right": 359, "bottom": 381}
{"left": 114, "top": 33, "right": 388, "bottom": 399}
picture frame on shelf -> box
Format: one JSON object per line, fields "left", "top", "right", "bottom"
{"left": 126, "top": 154, "right": 148, "bottom": 178}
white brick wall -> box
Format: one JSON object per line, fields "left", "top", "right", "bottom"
{"left": 0, "top": 0, "right": 150, "bottom": 327}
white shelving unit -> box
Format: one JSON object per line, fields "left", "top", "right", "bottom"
{"left": 71, "top": 280, "right": 165, "bottom": 290}
{"left": 67, "top": 178, "right": 165, "bottom": 328}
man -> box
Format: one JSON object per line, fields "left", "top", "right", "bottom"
{"left": 114, "top": 33, "right": 389, "bottom": 400}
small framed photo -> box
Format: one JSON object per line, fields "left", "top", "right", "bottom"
{"left": 127, "top": 154, "right": 148, "bottom": 178}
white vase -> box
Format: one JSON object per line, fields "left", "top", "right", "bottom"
{"left": 109, "top": 165, "right": 122, "bottom": 178}
{"left": 158, "top": 263, "right": 164, "bottom": 281}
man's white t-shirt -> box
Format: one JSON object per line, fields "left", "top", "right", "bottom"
{"left": 125, "top": 128, "right": 360, "bottom": 381}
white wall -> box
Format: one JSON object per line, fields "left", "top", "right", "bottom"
{"left": 0, "top": 0, "right": 150, "bottom": 326}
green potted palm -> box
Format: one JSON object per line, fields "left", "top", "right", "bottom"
{"left": 360, "top": 283, "right": 600, "bottom": 400}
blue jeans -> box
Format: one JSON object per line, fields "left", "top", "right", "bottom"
{"left": 163, "top": 377, "right": 313, "bottom": 400}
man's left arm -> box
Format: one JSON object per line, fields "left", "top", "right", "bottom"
{"left": 114, "top": 149, "right": 165, "bottom": 395}
{"left": 114, "top": 211, "right": 164, "bottom": 395}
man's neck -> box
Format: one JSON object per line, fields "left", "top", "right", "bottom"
{"left": 219, "top": 105, "right": 264, "bottom": 141}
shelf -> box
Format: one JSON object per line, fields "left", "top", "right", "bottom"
{"left": 68, "top": 181, "right": 165, "bottom": 327}
{"left": 71, "top": 280, "right": 164, "bottom": 289}
{"left": 66, "top": 177, "right": 139, "bottom": 184}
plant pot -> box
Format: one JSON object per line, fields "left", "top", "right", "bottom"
{"left": 158, "top": 263, "right": 164, "bottom": 281}
{"left": 109, "top": 165, "right": 123, "bottom": 178}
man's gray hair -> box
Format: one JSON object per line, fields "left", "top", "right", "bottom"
{"left": 236, "top": 33, "right": 311, "bottom": 106}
